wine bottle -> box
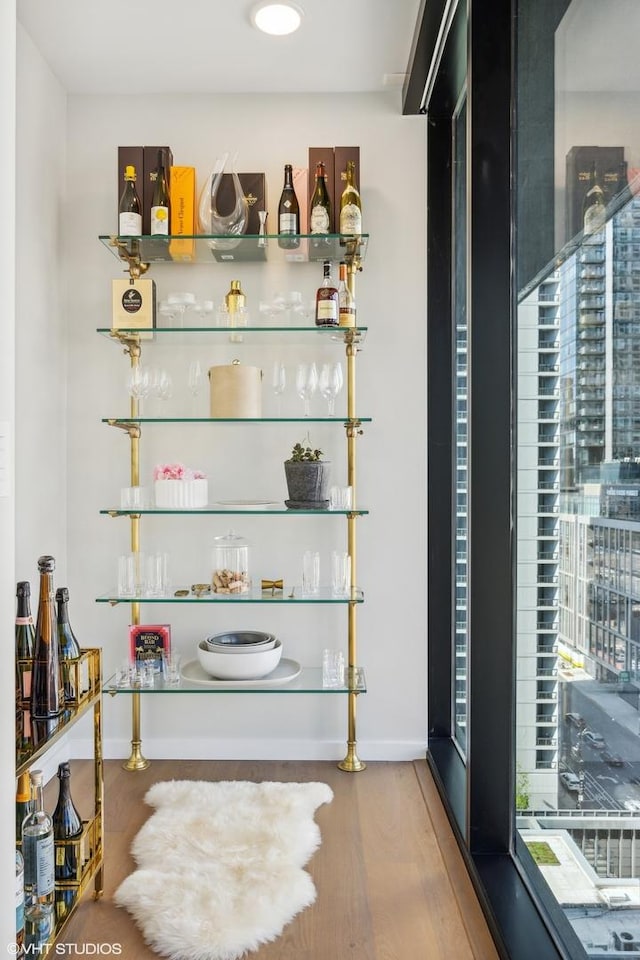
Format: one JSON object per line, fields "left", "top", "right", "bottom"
{"left": 338, "top": 261, "right": 356, "bottom": 328}
{"left": 150, "top": 149, "right": 170, "bottom": 236}
{"left": 31, "top": 556, "right": 63, "bottom": 720}
{"left": 339, "top": 160, "right": 362, "bottom": 235}
{"left": 16, "top": 581, "right": 35, "bottom": 705}
{"left": 118, "top": 164, "right": 142, "bottom": 236}
{"left": 16, "top": 772, "right": 33, "bottom": 842}
{"left": 22, "top": 769, "right": 55, "bottom": 911}
{"left": 52, "top": 762, "right": 83, "bottom": 882}
{"left": 278, "top": 163, "right": 300, "bottom": 249}
{"left": 16, "top": 848, "right": 24, "bottom": 958}
{"left": 309, "top": 161, "right": 331, "bottom": 235}
{"left": 315, "top": 260, "right": 339, "bottom": 327}
{"left": 56, "top": 587, "right": 81, "bottom": 702}
{"left": 583, "top": 162, "right": 606, "bottom": 235}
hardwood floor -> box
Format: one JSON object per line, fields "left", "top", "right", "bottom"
{"left": 56, "top": 759, "right": 500, "bottom": 960}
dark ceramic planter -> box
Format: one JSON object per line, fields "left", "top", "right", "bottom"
{"left": 284, "top": 460, "right": 331, "bottom": 508}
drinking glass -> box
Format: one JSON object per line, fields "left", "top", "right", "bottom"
{"left": 331, "top": 551, "right": 351, "bottom": 598}
{"left": 319, "top": 361, "right": 344, "bottom": 416}
{"left": 117, "top": 553, "right": 146, "bottom": 597}
{"left": 322, "top": 649, "right": 345, "bottom": 688}
{"left": 126, "top": 365, "right": 150, "bottom": 414}
{"left": 162, "top": 652, "right": 182, "bottom": 686}
{"left": 271, "top": 361, "right": 286, "bottom": 415}
{"left": 295, "top": 362, "right": 318, "bottom": 417}
{"left": 301, "top": 550, "right": 320, "bottom": 596}
{"left": 187, "top": 360, "right": 203, "bottom": 414}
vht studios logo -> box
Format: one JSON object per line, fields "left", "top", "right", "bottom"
{"left": 11, "top": 945, "right": 122, "bottom": 956}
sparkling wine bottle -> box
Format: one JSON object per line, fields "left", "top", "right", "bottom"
{"left": 315, "top": 260, "right": 339, "bottom": 327}
{"left": 309, "top": 161, "right": 331, "bottom": 235}
{"left": 278, "top": 163, "right": 300, "bottom": 249}
{"left": 52, "top": 762, "right": 83, "bottom": 881}
{"left": 56, "top": 587, "right": 81, "bottom": 702}
{"left": 339, "top": 160, "right": 362, "bottom": 235}
{"left": 22, "top": 769, "right": 55, "bottom": 912}
{"left": 16, "top": 772, "right": 32, "bottom": 843}
{"left": 150, "top": 149, "right": 170, "bottom": 236}
{"left": 31, "top": 556, "right": 63, "bottom": 720}
{"left": 15, "top": 581, "right": 35, "bottom": 706}
{"left": 118, "top": 164, "right": 142, "bottom": 236}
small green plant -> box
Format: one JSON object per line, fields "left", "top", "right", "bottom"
{"left": 288, "top": 442, "right": 323, "bottom": 463}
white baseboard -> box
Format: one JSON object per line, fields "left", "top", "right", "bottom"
{"left": 70, "top": 737, "right": 427, "bottom": 763}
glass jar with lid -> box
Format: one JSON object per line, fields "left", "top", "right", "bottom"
{"left": 211, "top": 531, "right": 251, "bottom": 594}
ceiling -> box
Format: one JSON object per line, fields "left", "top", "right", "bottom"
{"left": 17, "top": 0, "right": 422, "bottom": 96}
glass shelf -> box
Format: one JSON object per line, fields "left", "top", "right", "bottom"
{"left": 104, "top": 666, "right": 366, "bottom": 695}
{"left": 100, "top": 506, "right": 369, "bottom": 516}
{"left": 103, "top": 416, "right": 372, "bottom": 424}
{"left": 96, "top": 586, "right": 364, "bottom": 604}
{"left": 96, "top": 325, "right": 368, "bottom": 346}
{"left": 99, "top": 233, "right": 369, "bottom": 265}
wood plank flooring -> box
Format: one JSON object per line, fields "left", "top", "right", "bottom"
{"left": 55, "top": 759, "right": 500, "bottom": 960}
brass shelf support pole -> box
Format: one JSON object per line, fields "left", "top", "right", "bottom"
{"left": 92, "top": 693, "right": 104, "bottom": 897}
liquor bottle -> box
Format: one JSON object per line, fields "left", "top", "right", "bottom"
{"left": 339, "top": 160, "right": 362, "bottom": 235}
{"left": 16, "top": 772, "right": 33, "bottom": 842}
{"left": 16, "top": 848, "right": 25, "bottom": 958}
{"left": 31, "top": 556, "right": 63, "bottom": 720}
{"left": 118, "top": 164, "right": 142, "bottom": 236}
{"left": 309, "top": 161, "right": 331, "bottom": 235}
{"left": 278, "top": 163, "right": 300, "bottom": 249}
{"left": 315, "top": 260, "right": 339, "bottom": 327}
{"left": 52, "top": 762, "right": 83, "bottom": 882}
{"left": 583, "top": 162, "right": 606, "bottom": 235}
{"left": 338, "top": 261, "right": 356, "bottom": 327}
{"left": 16, "top": 581, "right": 35, "bottom": 705}
{"left": 56, "top": 587, "right": 81, "bottom": 702}
{"left": 22, "top": 769, "right": 55, "bottom": 911}
{"left": 150, "top": 149, "right": 170, "bottom": 236}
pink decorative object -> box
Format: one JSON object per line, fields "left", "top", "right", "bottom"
{"left": 153, "top": 463, "right": 208, "bottom": 508}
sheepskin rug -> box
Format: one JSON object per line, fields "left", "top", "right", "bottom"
{"left": 114, "top": 779, "right": 334, "bottom": 960}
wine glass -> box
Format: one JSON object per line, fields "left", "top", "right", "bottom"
{"left": 319, "top": 361, "right": 344, "bottom": 416}
{"left": 271, "top": 361, "right": 286, "bottom": 415}
{"left": 126, "top": 365, "right": 150, "bottom": 414}
{"left": 187, "top": 360, "right": 203, "bottom": 414}
{"left": 295, "top": 362, "right": 318, "bottom": 417}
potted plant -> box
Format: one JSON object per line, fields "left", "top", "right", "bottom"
{"left": 284, "top": 442, "right": 331, "bottom": 509}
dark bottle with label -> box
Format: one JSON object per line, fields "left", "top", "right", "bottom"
{"left": 16, "top": 581, "right": 35, "bottom": 706}
{"left": 55, "top": 587, "right": 81, "bottom": 702}
{"left": 315, "top": 260, "right": 339, "bottom": 327}
{"left": 278, "top": 163, "right": 300, "bottom": 249}
{"left": 52, "top": 762, "right": 83, "bottom": 881}
{"left": 31, "top": 556, "right": 63, "bottom": 720}
{"left": 309, "top": 161, "right": 331, "bottom": 235}
{"left": 150, "top": 149, "right": 170, "bottom": 236}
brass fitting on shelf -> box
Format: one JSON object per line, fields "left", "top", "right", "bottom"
{"left": 109, "top": 237, "right": 150, "bottom": 279}
{"left": 345, "top": 419, "right": 364, "bottom": 439}
{"left": 107, "top": 420, "right": 141, "bottom": 440}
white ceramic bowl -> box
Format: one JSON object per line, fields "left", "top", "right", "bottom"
{"left": 204, "top": 631, "right": 277, "bottom": 654}
{"left": 197, "top": 639, "right": 282, "bottom": 679}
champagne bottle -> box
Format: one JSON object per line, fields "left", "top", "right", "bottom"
{"left": 309, "top": 161, "right": 331, "bottom": 235}
{"left": 315, "top": 260, "right": 339, "bottom": 327}
{"left": 339, "top": 160, "right": 362, "bottom": 235}
{"left": 278, "top": 163, "right": 300, "bottom": 249}
{"left": 150, "top": 149, "right": 170, "bottom": 236}
{"left": 583, "top": 162, "right": 606, "bottom": 235}
{"left": 338, "top": 261, "right": 356, "bottom": 328}
{"left": 16, "top": 581, "right": 35, "bottom": 705}
{"left": 31, "top": 556, "right": 63, "bottom": 720}
{"left": 56, "top": 587, "right": 81, "bottom": 702}
{"left": 16, "top": 772, "right": 33, "bottom": 842}
{"left": 16, "top": 848, "right": 25, "bottom": 958}
{"left": 52, "top": 762, "right": 83, "bottom": 882}
{"left": 22, "top": 770, "right": 55, "bottom": 912}
{"left": 118, "top": 164, "right": 142, "bottom": 236}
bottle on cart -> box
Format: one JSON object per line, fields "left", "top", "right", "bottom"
{"left": 52, "top": 761, "right": 84, "bottom": 882}
{"left": 22, "top": 769, "right": 55, "bottom": 951}
{"left": 315, "top": 260, "right": 339, "bottom": 327}
{"left": 16, "top": 772, "right": 32, "bottom": 842}
{"left": 339, "top": 160, "right": 362, "bottom": 236}
{"left": 56, "top": 587, "right": 82, "bottom": 702}
{"left": 118, "top": 164, "right": 142, "bottom": 237}
{"left": 16, "top": 848, "right": 25, "bottom": 959}
{"left": 15, "top": 581, "right": 35, "bottom": 705}
{"left": 338, "top": 261, "right": 356, "bottom": 328}
{"left": 278, "top": 163, "right": 300, "bottom": 249}
{"left": 31, "top": 556, "right": 63, "bottom": 720}
{"left": 150, "top": 149, "right": 171, "bottom": 236}
{"left": 309, "top": 161, "right": 331, "bottom": 235}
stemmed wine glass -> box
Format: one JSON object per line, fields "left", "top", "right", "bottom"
{"left": 187, "top": 360, "right": 203, "bottom": 415}
{"left": 127, "top": 365, "right": 150, "bottom": 414}
{"left": 319, "top": 362, "right": 344, "bottom": 416}
{"left": 271, "top": 361, "right": 286, "bottom": 416}
{"left": 295, "top": 362, "right": 318, "bottom": 417}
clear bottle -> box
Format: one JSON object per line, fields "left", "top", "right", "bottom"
{"left": 16, "top": 772, "right": 32, "bottom": 842}
{"left": 583, "top": 162, "right": 606, "bottom": 235}
{"left": 15, "top": 581, "right": 35, "bottom": 705}
{"left": 52, "top": 761, "right": 84, "bottom": 882}
{"left": 16, "top": 848, "right": 25, "bottom": 959}
{"left": 31, "top": 556, "right": 63, "bottom": 720}
{"left": 309, "top": 161, "right": 331, "bottom": 235}
{"left": 22, "top": 769, "right": 55, "bottom": 912}
{"left": 315, "top": 260, "right": 339, "bottom": 327}
{"left": 150, "top": 149, "right": 171, "bottom": 236}
{"left": 339, "top": 160, "right": 362, "bottom": 236}
{"left": 56, "top": 587, "right": 82, "bottom": 702}
{"left": 118, "top": 164, "right": 142, "bottom": 236}
{"left": 278, "top": 163, "right": 300, "bottom": 249}
{"left": 338, "top": 261, "right": 356, "bottom": 328}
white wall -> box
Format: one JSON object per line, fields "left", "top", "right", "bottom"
{"left": 62, "top": 92, "right": 428, "bottom": 761}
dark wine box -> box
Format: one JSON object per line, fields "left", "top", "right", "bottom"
{"left": 210, "top": 173, "right": 267, "bottom": 262}
{"left": 308, "top": 147, "right": 335, "bottom": 232}
{"left": 565, "top": 145, "right": 626, "bottom": 244}
{"left": 142, "top": 146, "right": 173, "bottom": 235}
{"left": 334, "top": 146, "right": 361, "bottom": 219}
{"left": 117, "top": 146, "right": 144, "bottom": 233}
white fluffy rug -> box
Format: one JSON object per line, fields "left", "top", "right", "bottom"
{"left": 114, "top": 779, "right": 334, "bottom": 960}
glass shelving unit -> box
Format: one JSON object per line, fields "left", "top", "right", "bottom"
{"left": 96, "top": 325, "right": 368, "bottom": 346}
{"left": 96, "top": 587, "right": 364, "bottom": 604}
{"left": 100, "top": 506, "right": 369, "bottom": 516}
{"left": 105, "top": 667, "right": 366, "bottom": 695}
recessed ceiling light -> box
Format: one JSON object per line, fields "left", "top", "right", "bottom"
{"left": 251, "top": 2, "right": 304, "bottom": 36}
